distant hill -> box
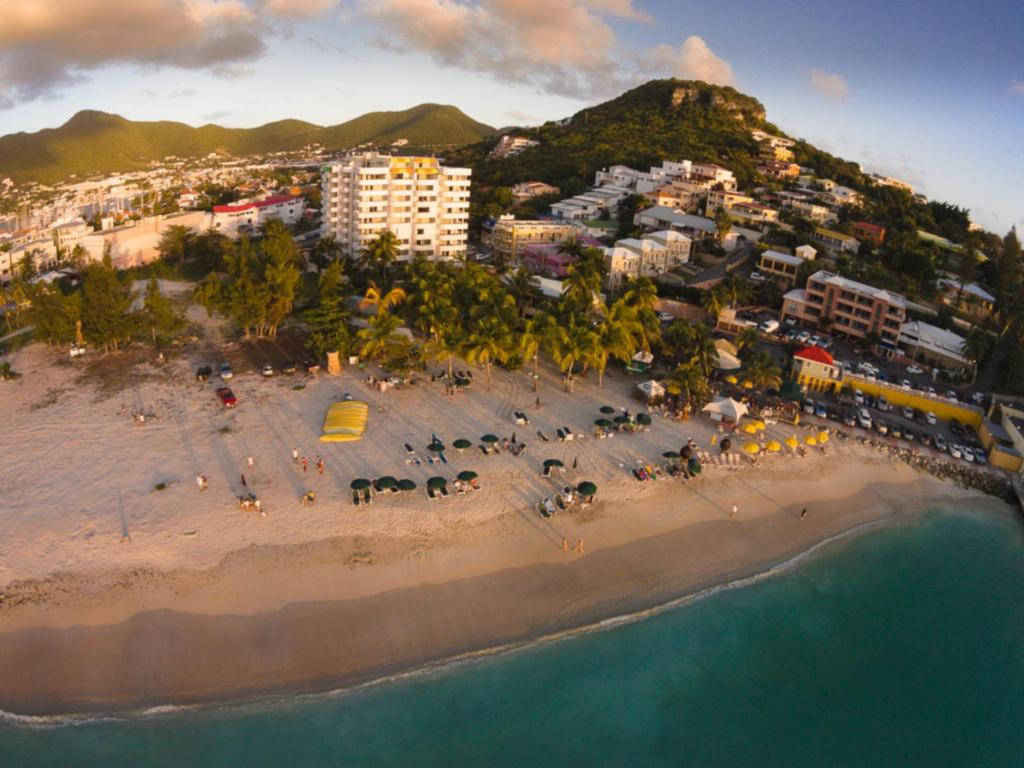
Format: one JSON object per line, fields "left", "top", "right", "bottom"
{"left": 0, "top": 104, "right": 497, "bottom": 185}
{"left": 448, "top": 78, "right": 864, "bottom": 195}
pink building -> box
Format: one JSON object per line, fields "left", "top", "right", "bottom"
{"left": 521, "top": 236, "right": 603, "bottom": 278}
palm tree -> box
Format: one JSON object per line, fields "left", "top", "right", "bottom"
{"left": 700, "top": 285, "right": 725, "bottom": 319}
{"left": 590, "top": 311, "right": 638, "bottom": 387}
{"left": 666, "top": 361, "right": 709, "bottom": 405}
{"left": 620, "top": 276, "right": 658, "bottom": 312}
{"left": 963, "top": 327, "right": 994, "bottom": 369}
{"left": 357, "top": 311, "right": 406, "bottom": 363}
{"left": 686, "top": 324, "right": 719, "bottom": 377}
{"left": 550, "top": 316, "right": 598, "bottom": 392}
{"left": 714, "top": 208, "right": 733, "bottom": 245}
{"left": 506, "top": 267, "right": 540, "bottom": 315}
{"left": 562, "top": 261, "right": 602, "bottom": 312}
{"left": 743, "top": 350, "right": 782, "bottom": 389}
{"left": 735, "top": 327, "right": 759, "bottom": 357}
{"left": 361, "top": 230, "right": 400, "bottom": 284}
{"left": 422, "top": 323, "right": 466, "bottom": 381}
{"left": 721, "top": 274, "right": 752, "bottom": 308}
{"left": 359, "top": 283, "right": 406, "bottom": 316}
{"left": 463, "top": 315, "right": 512, "bottom": 388}
{"left": 519, "top": 311, "right": 557, "bottom": 392}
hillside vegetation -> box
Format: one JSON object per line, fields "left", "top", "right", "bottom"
{"left": 0, "top": 104, "right": 496, "bottom": 184}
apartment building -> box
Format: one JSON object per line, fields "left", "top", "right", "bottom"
{"left": 756, "top": 245, "right": 816, "bottom": 286}
{"left": 937, "top": 278, "right": 996, "bottom": 321}
{"left": 729, "top": 201, "right": 779, "bottom": 225}
{"left": 320, "top": 154, "right": 471, "bottom": 261}
{"left": 212, "top": 194, "right": 305, "bottom": 237}
{"left": 851, "top": 221, "right": 886, "bottom": 246}
{"left": 489, "top": 217, "right": 580, "bottom": 262}
{"left": 593, "top": 161, "right": 693, "bottom": 194}
{"left": 550, "top": 186, "right": 630, "bottom": 221}
{"left": 758, "top": 142, "right": 795, "bottom": 163}
{"left": 653, "top": 182, "right": 706, "bottom": 212}
{"left": 490, "top": 135, "right": 539, "bottom": 158}
{"left": 705, "top": 190, "right": 753, "bottom": 216}
{"left": 689, "top": 162, "right": 736, "bottom": 189}
{"left": 512, "top": 181, "right": 559, "bottom": 200}
{"left": 603, "top": 230, "right": 691, "bottom": 288}
{"left": 52, "top": 220, "right": 91, "bottom": 253}
{"left": 757, "top": 162, "right": 801, "bottom": 179}
{"left": 780, "top": 270, "right": 906, "bottom": 347}
{"left": 814, "top": 227, "right": 859, "bottom": 253}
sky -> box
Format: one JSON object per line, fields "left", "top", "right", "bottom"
{"left": 1, "top": 0, "right": 1021, "bottom": 233}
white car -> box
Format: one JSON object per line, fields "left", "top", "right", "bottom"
{"left": 261, "top": 363, "right": 275, "bottom": 377}
{"left": 902, "top": 406, "right": 914, "bottom": 419}
{"left": 907, "top": 365, "right": 924, "bottom": 375}
{"left": 934, "top": 435, "right": 948, "bottom": 452}
{"left": 946, "top": 390, "right": 958, "bottom": 401}
{"left": 69, "top": 344, "right": 87, "bottom": 358}
{"left": 819, "top": 338, "right": 834, "bottom": 350}
{"left": 803, "top": 398, "right": 815, "bottom": 415}
{"left": 856, "top": 361, "right": 878, "bottom": 375}
{"left": 877, "top": 396, "right": 890, "bottom": 412}
{"left": 658, "top": 312, "right": 674, "bottom": 322}
{"left": 925, "top": 412, "right": 937, "bottom": 425}
{"left": 853, "top": 390, "right": 864, "bottom": 405}
{"left": 759, "top": 319, "right": 780, "bottom": 334}
{"left": 962, "top": 448, "right": 975, "bottom": 463}
{"left": 949, "top": 444, "right": 962, "bottom": 459}
{"left": 857, "top": 408, "right": 873, "bottom": 430}
{"left": 749, "top": 271, "right": 767, "bottom": 283}
{"left": 901, "top": 379, "right": 912, "bottom": 389}
{"left": 796, "top": 331, "right": 811, "bottom": 345}
{"left": 219, "top": 362, "right": 234, "bottom": 380}
{"left": 808, "top": 335, "right": 823, "bottom": 347}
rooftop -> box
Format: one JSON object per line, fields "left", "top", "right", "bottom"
{"left": 760, "top": 249, "right": 803, "bottom": 267}
{"left": 814, "top": 227, "right": 857, "bottom": 242}
{"left": 213, "top": 194, "right": 301, "bottom": 214}
{"left": 794, "top": 346, "right": 835, "bottom": 366}
{"left": 807, "top": 270, "right": 907, "bottom": 308}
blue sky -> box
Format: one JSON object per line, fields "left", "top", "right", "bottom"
{"left": 1, "top": 0, "right": 1021, "bottom": 233}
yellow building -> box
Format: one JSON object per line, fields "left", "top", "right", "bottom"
{"left": 489, "top": 217, "right": 580, "bottom": 262}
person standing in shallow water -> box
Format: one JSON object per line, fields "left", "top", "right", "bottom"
{"left": 801, "top": 508, "right": 807, "bottom": 520}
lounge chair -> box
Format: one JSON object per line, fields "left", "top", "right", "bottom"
{"left": 427, "top": 487, "right": 438, "bottom": 500}
{"left": 542, "top": 466, "right": 551, "bottom": 478}
{"left": 537, "top": 430, "right": 549, "bottom": 442}
{"left": 480, "top": 444, "right": 490, "bottom": 456}
{"left": 439, "top": 452, "right": 448, "bottom": 464}
{"left": 563, "top": 427, "right": 574, "bottom": 441}
{"left": 352, "top": 490, "right": 361, "bottom": 506}
{"left": 556, "top": 428, "right": 566, "bottom": 441}
{"left": 440, "top": 484, "right": 451, "bottom": 498}
{"left": 404, "top": 443, "right": 415, "bottom": 455}
{"left": 363, "top": 488, "right": 371, "bottom": 504}
{"left": 555, "top": 495, "right": 566, "bottom": 511}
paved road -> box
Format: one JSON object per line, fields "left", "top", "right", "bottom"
{"left": 686, "top": 242, "right": 754, "bottom": 289}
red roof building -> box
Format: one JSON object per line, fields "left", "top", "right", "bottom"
{"left": 793, "top": 345, "right": 834, "bottom": 366}
{"left": 851, "top": 221, "right": 886, "bottom": 246}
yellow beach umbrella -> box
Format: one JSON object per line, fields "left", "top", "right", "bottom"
{"left": 785, "top": 435, "right": 799, "bottom": 449}
{"left": 743, "top": 423, "right": 759, "bottom": 434}
{"left": 752, "top": 420, "right": 766, "bottom": 431}
{"left": 742, "top": 380, "right": 754, "bottom": 389}
{"left": 710, "top": 434, "right": 718, "bottom": 445}
{"left": 817, "top": 431, "right": 830, "bottom": 443}
{"left": 725, "top": 374, "right": 738, "bottom": 384}
{"left": 766, "top": 440, "right": 782, "bottom": 452}
{"left": 743, "top": 441, "right": 760, "bottom": 454}
{"left": 805, "top": 435, "right": 818, "bottom": 446}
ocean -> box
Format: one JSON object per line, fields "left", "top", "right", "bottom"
{"left": 3, "top": 507, "right": 1023, "bottom": 767}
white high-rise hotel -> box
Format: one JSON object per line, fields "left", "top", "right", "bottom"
{"left": 320, "top": 154, "right": 471, "bottom": 261}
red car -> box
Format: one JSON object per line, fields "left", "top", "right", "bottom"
{"left": 216, "top": 386, "right": 237, "bottom": 408}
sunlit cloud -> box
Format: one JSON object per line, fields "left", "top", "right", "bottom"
{"left": 809, "top": 68, "right": 849, "bottom": 101}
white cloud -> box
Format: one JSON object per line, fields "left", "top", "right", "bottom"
{"left": 260, "top": 0, "right": 338, "bottom": 18}
{"left": 809, "top": 68, "right": 849, "bottom": 101}
{"left": 1011, "top": 79, "right": 1024, "bottom": 96}
{"left": 648, "top": 36, "right": 734, "bottom": 86}
{"left": 360, "top": 1, "right": 728, "bottom": 98}
{"left": 0, "top": 0, "right": 266, "bottom": 108}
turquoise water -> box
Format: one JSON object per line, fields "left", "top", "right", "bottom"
{"left": 4, "top": 508, "right": 1023, "bottom": 767}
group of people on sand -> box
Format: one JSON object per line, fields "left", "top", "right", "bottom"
{"left": 561, "top": 537, "right": 584, "bottom": 555}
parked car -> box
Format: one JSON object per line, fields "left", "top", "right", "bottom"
{"left": 843, "top": 411, "right": 857, "bottom": 427}
{"left": 949, "top": 444, "right": 962, "bottom": 459}
{"left": 304, "top": 358, "right": 321, "bottom": 373}
{"left": 815, "top": 402, "right": 828, "bottom": 418}
{"left": 962, "top": 447, "right": 975, "bottom": 463}
{"left": 282, "top": 360, "right": 298, "bottom": 374}
{"left": 853, "top": 390, "right": 865, "bottom": 405}
{"left": 934, "top": 435, "right": 947, "bottom": 452}
{"left": 216, "top": 387, "right": 237, "bottom": 408}
{"left": 784, "top": 328, "right": 799, "bottom": 342}
{"left": 925, "top": 411, "right": 937, "bottom": 425}
{"left": 219, "top": 362, "right": 234, "bottom": 380}
{"left": 759, "top": 319, "right": 780, "bottom": 334}
{"left": 69, "top": 344, "right": 87, "bottom": 358}
{"left": 907, "top": 365, "right": 924, "bottom": 375}
{"left": 261, "top": 363, "right": 275, "bottom": 377}
{"left": 902, "top": 406, "right": 914, "bottom": 419}
{"left": 808, "top": 335, "right": 823, "bottom": 347}
{"left": 970, "top": 392, "right": 986, "bottom": 405}
{"left": 803, "top": 398, "right": 816, "bottom": 415}
{"left": 925, "top": 386, "right": 937, "bottom": 395}
{"left": 819, "top": 338, "right": 834, "bottom": 350}
{"left": 749, "top": 271, "right": 767, "bottom": 283}
{"left": 857, "top": 408, "right": 872, "bottom": 430}
{"left": 901, "top": 378, "right": 912, "bottom": 389}
{"left": 973, "top": 447, "right": 987, "bottom": 465}
{"left": 946, "top": 390, "right": 958, "bottom": 401}
{"left": 877, "top": 396, "right": 890, "bottom": 412}
{"left": 874, "top": 420, "right": 889, "bottom": 435}
{"left": 796, "top": 331, "right": 811, "bottom": 345}
{"left": 950, "top": 418, "right": 964, "bottom": 436}
{"left": 903, "top": 427, "right": 916, "bottom": 442}
{"left": 856, "top": 361, "right": 877, "bottom": 374}
{"left": 784, "top": 316, "right": 797, "bottom": 326}
{"left": 890, "top": 424, "right": 903, "bottom": 439}
{"left": 195, "top": 365, "right": 212, "bottom": 381}
{"left": 657, "top": 311, "right": 674, "bottom": 322}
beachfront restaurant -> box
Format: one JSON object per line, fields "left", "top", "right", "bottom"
{"left": 791, "top": 346, "right": 842, "bottom": 394}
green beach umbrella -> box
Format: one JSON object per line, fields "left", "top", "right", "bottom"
{"left": 576, "top": 481, "right": 597, "bottom": 496}
{"left": 662, "top": 451, "right": 680, "bottom": 459}
{"left": 350, "top": 478, "right": 371, "bottom": 490}
{"left": 427, "top": 476, "right": 447, "bottom": 489}
{"left": 599, "top": 405, "right": 616, "bottom": 414}
{"left": 375, "top": 476, "right": 397, "bottom": 490}
{"left": 481, "top": 434, "right": 499, "bottom": 443}
{"left": 452, "top": 438, "right": 472, "bottom": 450}
{"left": 636, "top": 413, "right": 652, "bottom": 425}
{"left": 397, "top": 479, "right": 417, "bottom": 491}
{"left": 543, "top": 458, "right": 565, "bottom": 468}
{"left": 594, "top": 418, "right": 613, "bottom": 428}
{"left": 457, "top": 470, "right": 478, "bottom": 482}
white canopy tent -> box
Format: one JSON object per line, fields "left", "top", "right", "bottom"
{"left": 635, "top": 379, "right": 666, "bottom": 401}
{"left": 701, "top": 396, "right": 748, "bottom": 423}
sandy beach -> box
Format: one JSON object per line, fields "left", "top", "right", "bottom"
{"left": 0, "top": 340, "right": 1007, "bottom": 715}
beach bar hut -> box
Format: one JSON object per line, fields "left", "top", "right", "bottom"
{"left": 626, "top": 351, "right": 654, "bottom": 374}
{"left": 635, "top": 379, "right": 665, "bottom": 403}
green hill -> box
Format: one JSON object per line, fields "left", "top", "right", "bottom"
{"left": 0, "top": 104, "right": 497, "bottom": 184}
{"left": 448, "top": 78, "right": 864, "bottom": 195}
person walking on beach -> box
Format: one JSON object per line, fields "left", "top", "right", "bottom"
{"left": 800, "top": 507, "right": 807, "bottom": 520}
{"left": 246, "top": 455, "right": 254, "bottom": 468}
{"left": 535, "top": 396, "right": 541, "bottom": 409}
{"left": 316, "top": 455, "right": 324, "bottom": 475}
{"left": 301, "top": 456, "right": 308, "bottom": 473}
{"left": 255, "top": 498, "right": 264, "bottom": 517}
{"left": 575, "top": 538, "right": 584, "bottom": 555}
{"left": 197, "top": 474, "right": 207, "bottom": 492}
{"left": 240, "top": 473, "right": 247, "bottom": 488}
{"left": 730, "top": 504, "right": 738, "bottom": 518}
{"left": 562, "top": 536, "right": 568, "bottom": 553}
{"left": 292, "top": 447, "right": 299, "bottom": 463}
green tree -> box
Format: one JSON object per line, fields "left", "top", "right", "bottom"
{"left": 714, "top": 208, "right": 733, "bottom": 245}
{"left": 700, "top": 285, "right": 725, "bottom": 319}
{"left": 549, "top": 315, "right": 598, "bottom": 392}
{"left": 310, "top": 236, "right": 343, "bottom": 273}
{"left": 519, "top": 310, "right": 557, "bottom": 392}
{"left": 666, "top": 360, "right": 709, "bottom": 405}
{"left": 260, "top": 226, "right": 302, "bottom": 337}
{"left": 743, "top": 350, "right": 782, "bottom": 389}
{"left": 80, "top": 251, "right": 135, "bottom": 351}
{"left": 304, "top": 260, "right": 350, "bottom": 360}
{"left": 362, "top": 230, "right": 400, "bottom": 285}
{"left": 463, "top": 315, "right": 512, "bottom": 388}
{"left": 735, "top": 326, "right": 759, "bottom": 357}
{"left": 142, "top": 276, "right": 183, "bottom": 342}
{"left": 157, "top": 224, "right": 193, "bottom": 266}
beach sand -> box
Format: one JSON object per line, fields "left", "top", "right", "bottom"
{"left": 0, "top": 342, "right": 1006, "bottom": 715}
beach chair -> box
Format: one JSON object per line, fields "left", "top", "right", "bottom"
{"left": 363, "top": 488, "right": 372, "bottom": 504}
{"left": 542, "top": 466, "right": 551, "bottom": 478}
{"left": 555, "top": 495, "right": 566, "bottom": 511}
{"left": 352, "top": 490, "right": 361, "bottom": 506}
{"left": 404, "top": 443, "right": 415, "bottom": 455}
{"left": 563, "top": 427, "right": 574, "bottom": 441}
{"left": 440, "top": 484, "right": 451, "bottom": 498}
{"left": 537, "top": 430, "right": 549, "bottom": 442}
{"left": 479, "top": 444, "right": 490, "bottom": 456}
{"left": 439, "top": 452, "right": 448, "bottom": 464}
{"left": 556, "top": 428, "right": 566, "bottom": 441}
{"left": 427, "top": 487, "right": 438, "bottom": 501}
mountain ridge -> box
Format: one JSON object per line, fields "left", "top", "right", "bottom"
{"left": 0, "top": 104, "right": 497, "bottom": 185}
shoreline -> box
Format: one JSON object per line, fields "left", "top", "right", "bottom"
{"left": 0, "top": 465, "right": 1007, "bottom": 717}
